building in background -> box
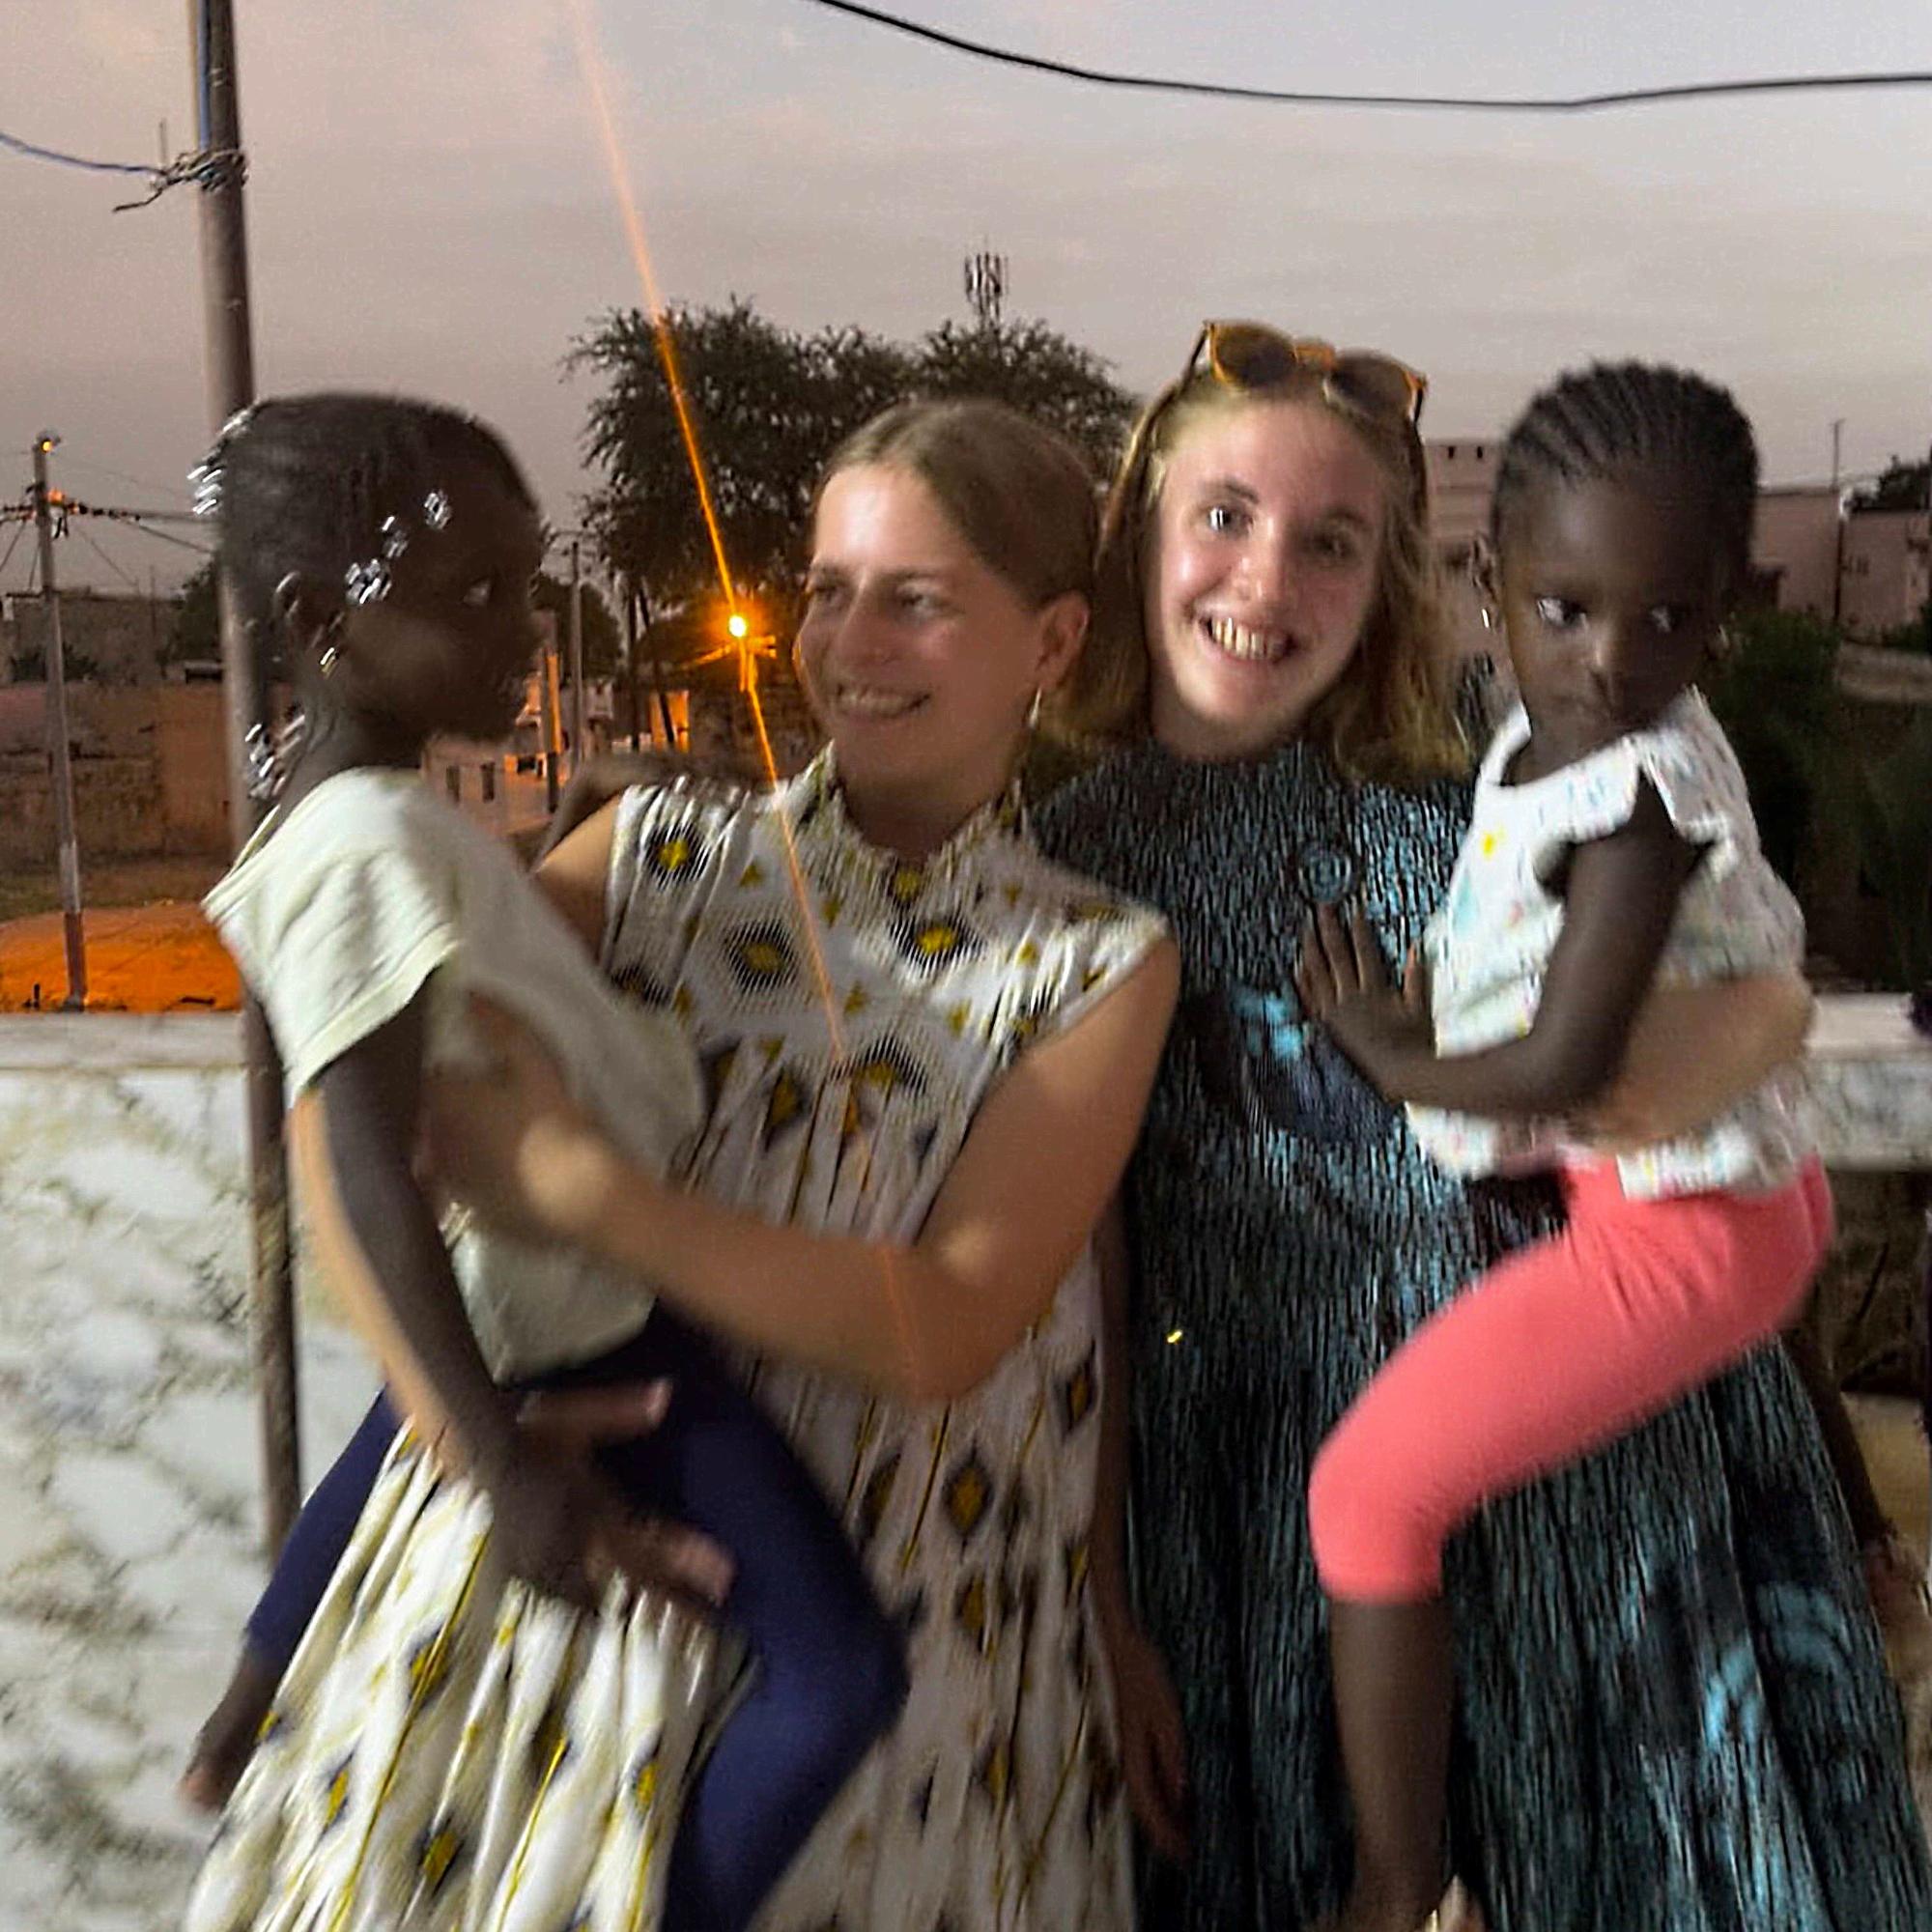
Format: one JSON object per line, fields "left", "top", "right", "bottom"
{"left": 1, "top": 590, "right": 176, "bottom": 685}
{"left": 1751, "top": 487, "right": 1841, "bottom": 619}
{"left": 1840, "top": 508, "right": 1930, "bottom": 638}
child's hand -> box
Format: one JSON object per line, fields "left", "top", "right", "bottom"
{"left": 518, "top": 1381, "right": 735, "bottom": 1611}
{"left": 484, "top": 1386, "right": 734, "bottom": 1616}
{"left": 1295, "top": 903, "right": 1434, "bottom": 1093}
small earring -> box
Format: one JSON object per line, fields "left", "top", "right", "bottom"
{"left": 1026, "top": 689, "right": 1042, "bottom": 729}
{"left": 1479, "top": 607, "right": 1494, "bottom": 633}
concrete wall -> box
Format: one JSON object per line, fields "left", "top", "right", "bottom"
{"left": 0, "top": 685, "right": 231, "bottom": 858}
{"left": 2, "top": 592, "right": 174, "bottom": 686}
{"left": 0, "top": 752, "right": 163, "bottom": 865}
{"left": 0, "top": 1014, "right": 372, "bottom": 1931}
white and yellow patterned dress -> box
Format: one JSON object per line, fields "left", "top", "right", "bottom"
{"left": 185, "top": 753, "right": 1163, "bottom": 1932}
{"left": 599, "top": 753, "right": 1164, "bottom": 1930}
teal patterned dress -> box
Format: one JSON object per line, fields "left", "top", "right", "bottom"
{"left": 1037, "top": 737, "right": 1932, "bottom": 1932}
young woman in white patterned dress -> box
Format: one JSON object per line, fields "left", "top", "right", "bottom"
{"left": 191, "top": 398, "right": 1179, "bottom": 1932}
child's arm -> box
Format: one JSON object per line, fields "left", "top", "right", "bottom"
{"left": 1575, "top": 972, "right": 1811, "bottom": 1150}
{"left": 421, "top": 941, "right": 1180, "bottom": 1404}
{"left": 296, "top": 994, "right": 638, "bottom": 1607}
{"left": 1305, "top": 778, "right": 1703, "bottom": 1118}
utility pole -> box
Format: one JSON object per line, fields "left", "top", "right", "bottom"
{"left": 622, "top": 572, "right": 643, "bottom": 751}
{"left": 568, "top": 536, "right": 586, "bottom": 776}
{"left": 28, "top": 434, "right": 87, "bottom": 1009}
{"left": 1832, "top": 418, "right": 1845, "bottom": 626}
{"left": 540, "top": 637, "right": 563, "bottom": 810}
{"left": 188, "top": 0, "right": 299, "bottom": 1553}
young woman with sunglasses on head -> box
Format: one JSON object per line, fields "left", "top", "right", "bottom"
{"left": 1035, "top": 324, "right": 1932, "bottom": 1931}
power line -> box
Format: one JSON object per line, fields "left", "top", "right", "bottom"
{"left": 57, "top": 450, "right": 190, "bottom": 503}
{"left": 72, "top": 525, "right": 147, "bottom": 594}
{"left": 30, "top": 489, "right": 215, "bottom": 554}
{"left": 86, "top": 514, "right": 214, "bottom": 558}
{"left": 797, "top": 1, "right": 1932, "bottom": 113}
{"left": 0, "top": 125, "right": 157, "bottom": 179}
{"left": 0, "top": 123, "right": 242, "bottom": 211}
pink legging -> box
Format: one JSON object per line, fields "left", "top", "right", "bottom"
{"left": 1308, "top": 1157, "right": 1833, "bottom": 1602}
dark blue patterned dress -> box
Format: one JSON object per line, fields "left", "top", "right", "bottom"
{"left": 1037, "top": 736, "right": 1932, "bottom": 1932}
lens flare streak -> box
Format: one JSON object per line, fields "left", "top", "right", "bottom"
{"left": 563, "top": 0, "right": 922, "bottom": 1390}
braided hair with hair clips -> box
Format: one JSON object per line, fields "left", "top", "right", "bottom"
{"left": 1490, "top": 362, "right": 1760, "bottom": 584}
{"left": 192, "top": 393, "right": 535, "bottom": 668}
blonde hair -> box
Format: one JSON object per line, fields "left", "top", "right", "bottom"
{"left": 1079, "top": 367, "right": 1467, "bottom": 784}
{"left": 816, "top": 399, "right": 1131, "bottom": 742}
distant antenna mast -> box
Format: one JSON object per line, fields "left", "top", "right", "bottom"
{"left": 964, "top": 247, "right": 1008, "bottom": 329}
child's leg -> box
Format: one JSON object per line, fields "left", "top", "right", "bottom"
{"left": 183, "top": 1391, "right": 400, "bottom": 1808}
{"left": 580, "top": 1310, "right": 907, "bottom": 1932}
{"left": 1307, "top": 1163, "right": 1825, "bottom": 1928}
{"left": 245, "top": 1392, "right": 402, "bottom": 1665}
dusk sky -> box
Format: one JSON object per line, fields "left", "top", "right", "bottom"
{"left": 6, "top": 0, "right": 1930, "bottom": 595}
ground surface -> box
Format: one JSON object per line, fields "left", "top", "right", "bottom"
{"left": 0, "top": 861, "right": 237, "bottom": 1011}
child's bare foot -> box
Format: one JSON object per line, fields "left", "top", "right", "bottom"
{"left": 180, "top": 1652, "right": 279, "bottom": 1812}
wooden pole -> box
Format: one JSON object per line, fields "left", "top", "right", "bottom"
{"left": 189, "top": 0, "right": 300, "bottom": 1553}
{"left": 28, "top": 436, "right": 87, "bottom": 1009}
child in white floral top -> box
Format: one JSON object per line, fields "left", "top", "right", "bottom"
{"left": 1296, "top": 363, "right": 1830, "bottom": 1932}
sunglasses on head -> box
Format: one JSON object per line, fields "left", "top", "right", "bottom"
{"left": 1187, "top": 321, "right": 1428, "bottom": 430}
{"left": 1101, "top": 321, "right": 1432, "bottom": 543}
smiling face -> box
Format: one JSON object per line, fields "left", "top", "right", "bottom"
{"left": 796, "top": 463, "right": 1086, "bottom": 844}
{"left": 1144, "top": 396, "right": 1390, "bottom": 762}
{"left": 1492, "top": 469, "right": 1731, "bottom": 764}
{"left": 328, "top": 450, "right": 545, "bottom": 747}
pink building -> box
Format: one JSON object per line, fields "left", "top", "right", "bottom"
{"left": 1840, "top": 509, "right": 1930, "bottom": 638}
{"left": 1751, "top": 488, "right": 1840, "bottom": 619}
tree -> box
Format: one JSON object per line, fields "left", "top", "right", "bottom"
{"left": 168, "top": 560, "right": 220, "bottom": 665}
{"left": 573, "top": 299, "right": 915, "bottom": 647}
{"left": 912, "top": 319, "right": 1136, "bottom": 475}
{"left": 1849, "top": 457, "right": 1929, "bottom": 514}
{"left": 533, "top": 570, "right": 621, "bottom": 678}
{"left": 10, "top": 644, "right": 100, "bottom": 682}
{"left": 570, "top": 298, "right": 1138, "bottom": 669}
{"left": 1850, "top": 711, "right": 1932, "bottom": 987}
{"left": 1701, "top": 609, "right": 1843, "bottom": 886}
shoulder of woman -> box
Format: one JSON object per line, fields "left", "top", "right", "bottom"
{"left": 611, "top": 769, "right": 768, "bottom": 880}
{"left": 1027, "top": 743, "right": 1158, "bottom": 872}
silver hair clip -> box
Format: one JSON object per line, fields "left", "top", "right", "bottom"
{"left": 188, "top": 407, "right": 256, "bottom": 522}
{"left": 188, "top": 459, "right": 224, "bottom": 521}
{"left": 421, "top": 489, "right": 452, "bottom": 530}
{"left": 344, "top": 557, "right": 392, "bottom": 606}
{"left": 243, "top": 709, "right": 309, "bottom": 804}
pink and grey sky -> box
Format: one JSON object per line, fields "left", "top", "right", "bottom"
{"left": 5, "top": 0, "right": 1930, "bottom": 593}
